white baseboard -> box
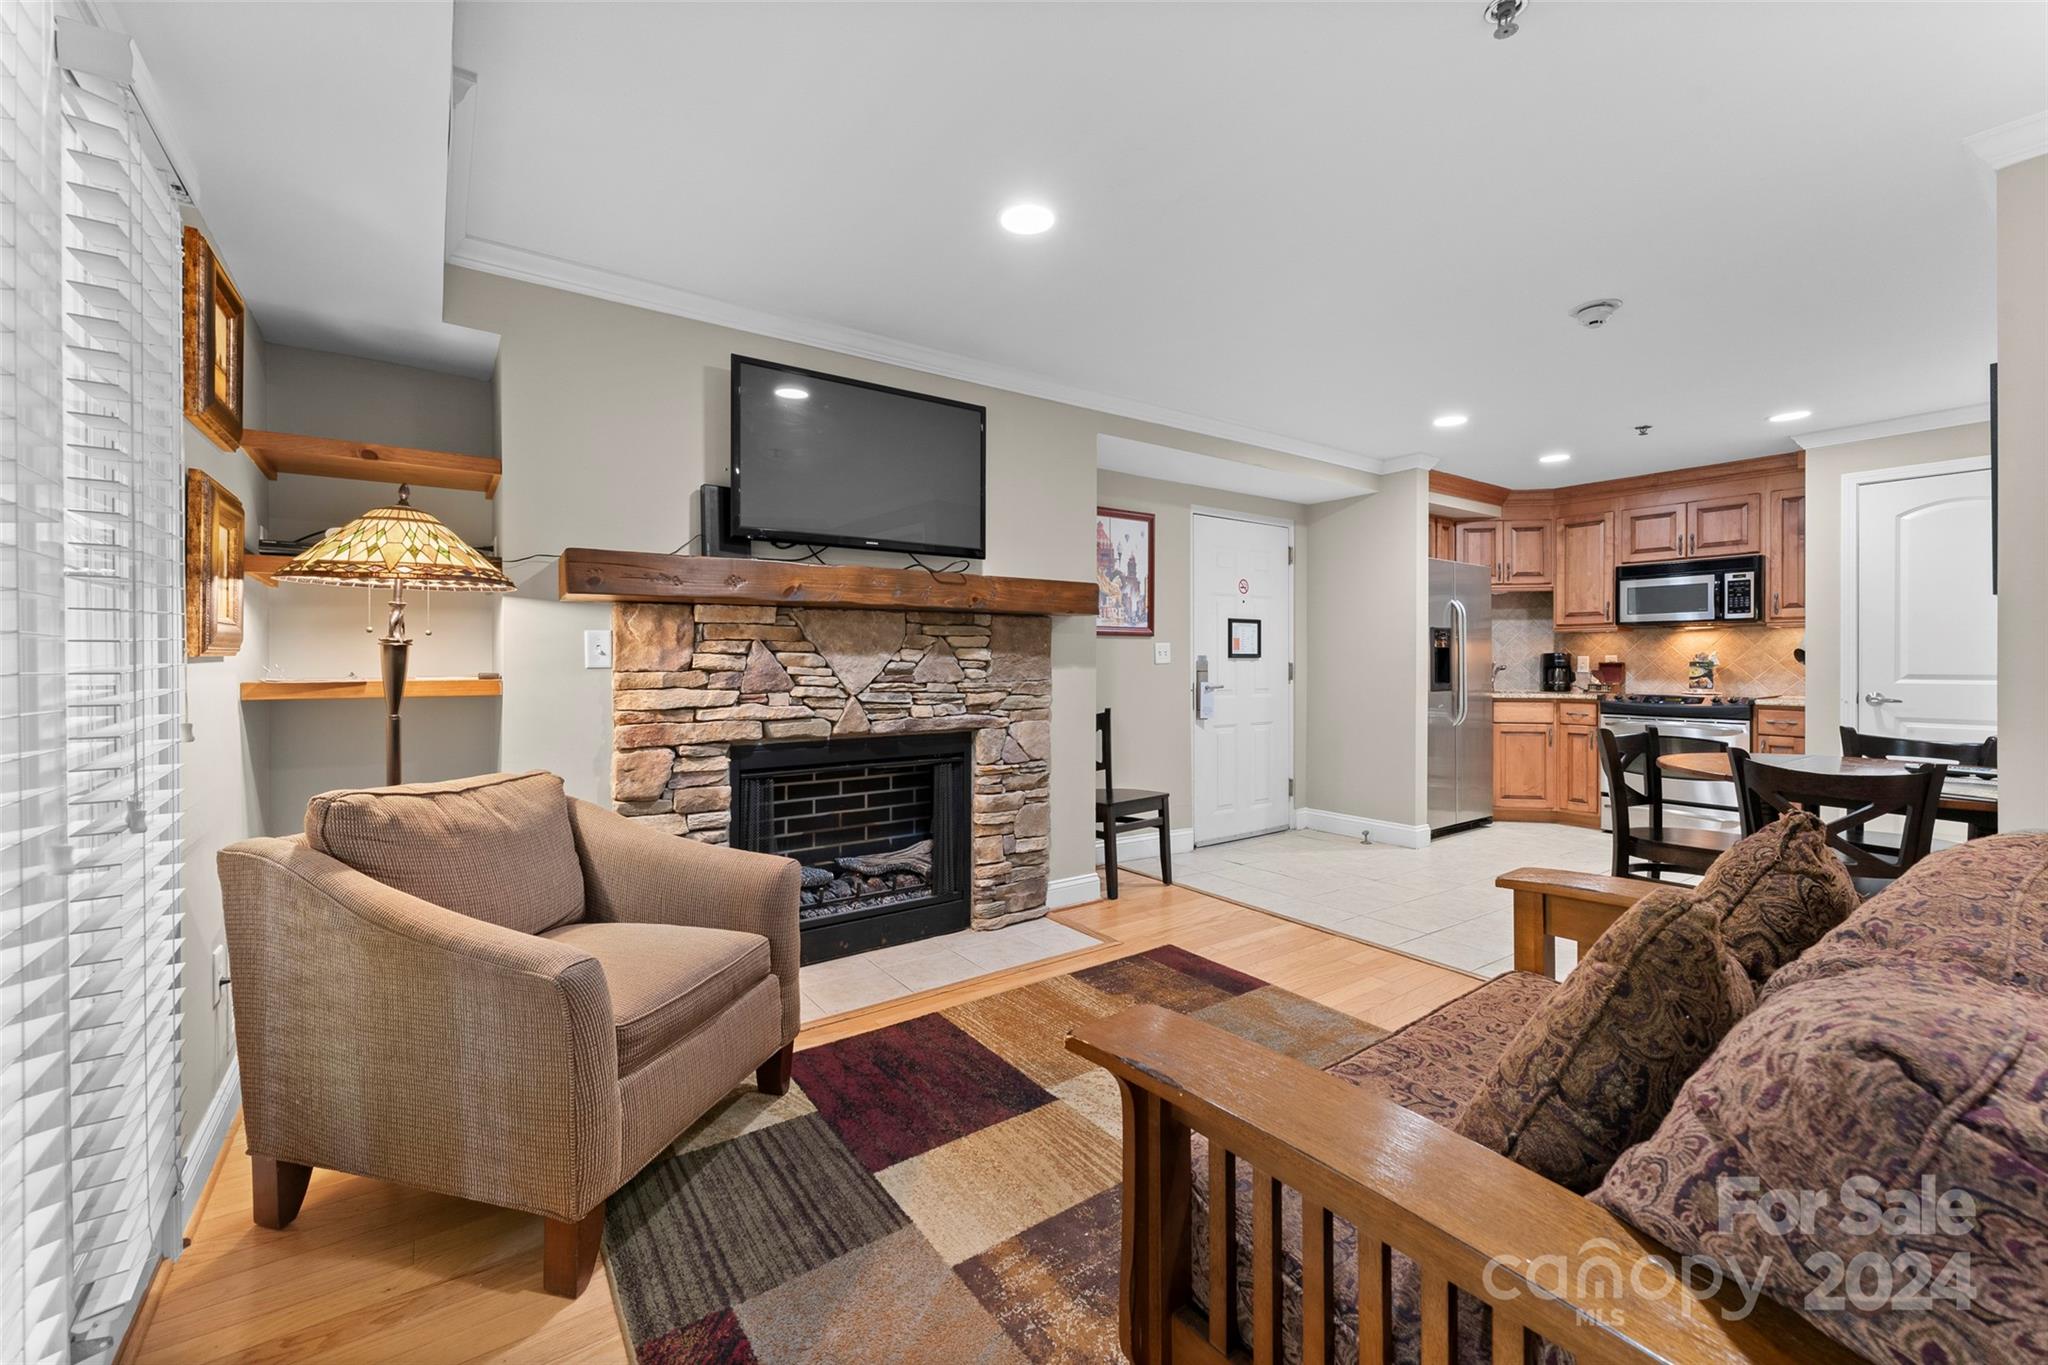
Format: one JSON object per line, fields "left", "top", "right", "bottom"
{"left": 1046, "top": 871, "right": 1104, "bottom": 909}
{"left": 179, "top": 1054, "right": 240, "bottom": 1238}
{"left": 1093, "top": 825, "right": 1195, "bottom": 863}
{"left": 1294, "top": 807, "right": 1432, "bottom": 849}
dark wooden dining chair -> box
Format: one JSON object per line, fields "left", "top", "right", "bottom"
{"left": 1095, "top": 708, "right": 1171, "bottom": 900}
{"left": 1600, "top": 726, "right": 1740, "bottom": 881}
{"left": 1728, "top": 749, "right": 1943, "bottom": 894}
{"left": 1839, "top": 726, "right": 1998, "bottom": 840}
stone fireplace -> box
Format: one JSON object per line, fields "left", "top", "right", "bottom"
{"left": 609, "top": 601, "right": 1054, "bottom": 952}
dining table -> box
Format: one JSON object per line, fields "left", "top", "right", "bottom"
{"left": 1655, "top": 750, "right": 1998, "bottom": 825}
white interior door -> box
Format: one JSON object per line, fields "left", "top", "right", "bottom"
{"left": 1191, "top": 512, "right": 1293, "bottom": 844}
{"left": 1849, "top": 463, "right": 1997, "bottom": 745}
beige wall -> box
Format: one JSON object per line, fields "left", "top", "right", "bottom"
{"left": 1996, "top": 155, "right": 2047, "bottom": 829}
{"left": 1302, "top": 468, "right": 1430, "bottom": 834}
{"left": 178, "top": 221, "right": 269, "bottom": 1145}
{"left": 1803, "top": 421, "right": 1991, "bottom": 756}
{"left": 1094, "top": 471, "right": 1312, "bottom": 825}
{"left": 444, "top": 265, "right": 1354, "bottom": 892}
{"left": 254, "top": 343, "right": 502, "bottom": 833}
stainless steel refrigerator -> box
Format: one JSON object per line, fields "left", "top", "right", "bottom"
{"left": 1427, "top": 559, "right": 1494, "bottom": 835}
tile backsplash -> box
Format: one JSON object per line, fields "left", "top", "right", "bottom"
{"left": 1490, "top": 593, "right": 1804, "bottom": 696}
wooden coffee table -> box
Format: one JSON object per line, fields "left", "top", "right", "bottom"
{"left": 1656, "top": 750, "right": 1997, "bottom": 821}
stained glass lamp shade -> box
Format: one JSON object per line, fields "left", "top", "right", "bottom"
{"left": 275, "top": 494, "right": 512, "bottom": 591}
{"left": 276, "top": 486, "right": 512, "bottom": 784}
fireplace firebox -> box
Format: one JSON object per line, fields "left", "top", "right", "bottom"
{"left": 728, "top": 731, "right": 973, "bottom": 964}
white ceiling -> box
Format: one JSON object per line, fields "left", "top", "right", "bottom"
{"left": 1097, "top": 435, "right": 1374, "bottom": 506}
{"left": 117, "top": 3, "right": 2044, "bottom": 486}
{"left": 110, "top": 0, "right": 499, "bottom": 376}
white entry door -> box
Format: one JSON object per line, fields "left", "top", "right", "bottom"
{"left": 1191, "top": 512, "right": 1293, "bottom": 845}
{"left": 1849, "top": 462, "right": 1997, "bottom": 745}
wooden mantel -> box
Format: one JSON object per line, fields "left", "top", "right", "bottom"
{"left": 557, "top": 549, "right": 1098, "bottom": 617}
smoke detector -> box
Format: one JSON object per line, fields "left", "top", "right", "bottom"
{"left": 1570, "top": 298, "right": 1623, "bottom": 329}
{"left": 1482, "top": 0, "right": 1528, "bottom": 39}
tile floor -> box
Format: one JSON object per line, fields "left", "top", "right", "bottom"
{"left": 1121, "top": 821, "right": 1620, "bottom": 978}
{"left": 798, "top": 915, "right": 1105, "bottom": 1023}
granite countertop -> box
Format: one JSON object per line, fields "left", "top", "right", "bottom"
{"left": 1487, "top": 690, "right": 1808, "bottom": 706}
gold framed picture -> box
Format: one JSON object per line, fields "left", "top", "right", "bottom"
{"left": 185, "top": 469, "right": 246, "bottom": 657}
{"left": 182, "top": 225, "right": 245, "bottom": 452}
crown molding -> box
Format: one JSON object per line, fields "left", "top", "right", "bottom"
{"left": 446, "top": 233, "right": 1391, "bottom": 476}
{"left": 1792, "top": 404, "right": 1990, "bottom": 450}
{"left": 1377, "top": 454, "right": 1438, "bottom": 475}
{"left": 1966, "top": 111, "right": 2048, "bottom": 171}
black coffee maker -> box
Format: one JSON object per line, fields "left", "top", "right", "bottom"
{"left": 1542, "top": 652, "right": 1573, "bottom": 692}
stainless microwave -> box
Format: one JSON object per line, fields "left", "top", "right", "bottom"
{"left": 1616, "top": 555, "right": 1761, "bottom": 625}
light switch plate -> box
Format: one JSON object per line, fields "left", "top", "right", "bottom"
{"left": 212, "top": 944, "right": 229, "bottom": 1006}
{"left": 584, "top": 629, "right": 613, "bottom": 670}
{"left": 1153, "top": 642, "right": 1172, "bottom": 665}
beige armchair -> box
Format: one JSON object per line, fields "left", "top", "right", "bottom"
{"left": 219, "top": 771, "right": 800, "bottom": 1296}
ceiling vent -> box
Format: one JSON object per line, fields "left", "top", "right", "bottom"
{"left": 1570, "top": 298, "right": 1623, "bottom": 329}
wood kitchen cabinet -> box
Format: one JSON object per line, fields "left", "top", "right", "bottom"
{"left": 1429, "top": 515, "right": 1459, "bottom": 561}
{"left": 1492, "top": 698, "right": 1601, "bottom": 826}
{"left": 1555, "top": 700, "right": 1601, "bottom": 817}
{"left": 1618, "top": 493, "right": 1762, "bottom": 563}
{"left": 1690, "top": 491, "right": 1763, "bottom": 557}
{"left": 1754, "top": 704, "right": 1805, "bottom": 754}
{"left": 1450, "top": 517, "right": 1552, "bottom": 590}
{"left": 1617, "top": 502, "right": 1688, "bottom": 564}
{"left": 1498, "top": 519, "right": 1553, "bottom": 589}
{"left": 1492, "top": 720, "right": 1555, "bottom": 811}
{"left": 1766, "top": 489, "right": 1806, "bottom": 622}
{"left": 1552, "top": 510, "right": 1616, "bottom": 630}
{"left": 1454, "top": 520, "right": 1499, "bottom": 576}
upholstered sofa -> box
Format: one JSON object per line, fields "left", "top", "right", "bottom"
{"left": 219, "top": 771, "right": 801, "bottom": 1295}
{"left": 1071, "top": 830, "right": 2048, "bottom": 1364}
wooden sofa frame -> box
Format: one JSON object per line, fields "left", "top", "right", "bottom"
{"left": 1065, "top": 867, "right": 1862, "bottom": 1365}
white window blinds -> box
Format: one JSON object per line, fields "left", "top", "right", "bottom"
{"left": 3, "top": 4, "right": 187, "bottom": 1360}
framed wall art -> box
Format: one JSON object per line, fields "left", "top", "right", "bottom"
{"left": 185, "top": 468, "right": 246, "bottom": 657}
{"left": 1095, "top": 506, "right": 1154, "bottom": 636}
{"left": 182, "top": 224, "right": 246, "bottom": 452}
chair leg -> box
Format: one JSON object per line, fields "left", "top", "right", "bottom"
{"left": 1157, "top": 797, "right": 1174, "bottom": 885}
{"left": 251, "top": 1156, "right": 312, "bottom": 1230}
{"left": 543, "top": 1204, "right": 605, "bottom": 1297}
{"left": 1103, "top": 817, "right": 1120, "bottom": 900}
{"left": 756, "top": 1041, "right": 794, "bottom": 1096}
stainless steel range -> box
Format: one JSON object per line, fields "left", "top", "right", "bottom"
{"left": 1598, "top": 694, "right": 1753, "bottom": 834}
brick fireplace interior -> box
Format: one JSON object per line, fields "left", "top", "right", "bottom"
{"left": 729, "top": 731, "right": 973, "bottom": 963}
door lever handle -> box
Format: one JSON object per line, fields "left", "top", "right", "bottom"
{"left": 1863, "top": 691, "right": 1903, "bottom": 706}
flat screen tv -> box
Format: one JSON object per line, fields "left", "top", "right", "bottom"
{"left": 730, "top": 355, "right": 987, "bottom": 558}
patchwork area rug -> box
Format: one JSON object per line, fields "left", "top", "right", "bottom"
{"left": 604, "top": 944, "right": 1387, "bottom": 1364}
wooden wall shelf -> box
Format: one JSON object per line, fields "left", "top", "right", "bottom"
{"left": 241, "top": 677, "right": 503, "bottom": 702}
{"left": 241, "top": 429, "right": 502, "bottom": 498}
{"left": 557, "top": 549, "right": 1098, "bottom": 617}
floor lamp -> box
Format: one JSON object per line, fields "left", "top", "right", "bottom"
{"left": 275, "top": 484, "right": 513, "bottom": 785}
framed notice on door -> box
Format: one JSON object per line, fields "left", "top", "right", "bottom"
{"left": 1228, "top": 618, "right": 1262, "bottom": 658}
{"left": 1095, "top": 507, "right": 1154, "bottom": 635}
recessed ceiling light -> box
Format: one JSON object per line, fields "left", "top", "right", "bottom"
{"left": 1432, "top": 413, "right": 1469, "bottom": 429}
{"left": 1538, "top": 452, "right": 1572, "bottom": 464}
{"left": 1769, "top": 409, "right": 1811, "bottom": 423}
{"left": 773, "top": 385, "right": 809, "bottom": 400}
{"left": 999, "top": 203, "right": 1056, "bottom": 235}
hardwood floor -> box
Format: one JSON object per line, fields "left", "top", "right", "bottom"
{"left": 125, "top": 877, "right": 1479, "bottom": 1364}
